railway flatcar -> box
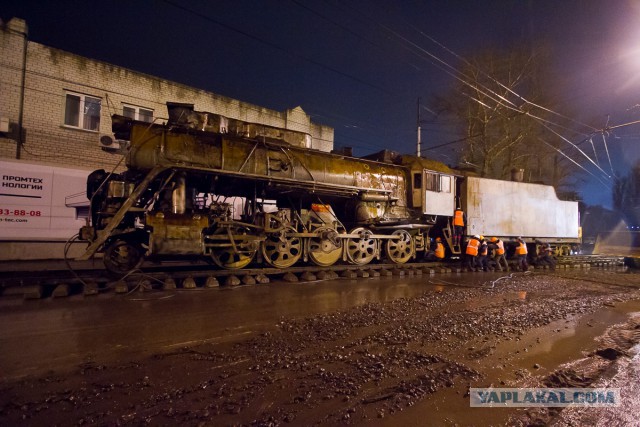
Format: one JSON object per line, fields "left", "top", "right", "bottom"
{"left": 77, "top": 103, "right": 579, "bottom": 274}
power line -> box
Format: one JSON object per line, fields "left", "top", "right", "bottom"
{"left": 160, "top": 0, "right": 391, "bottom": 95}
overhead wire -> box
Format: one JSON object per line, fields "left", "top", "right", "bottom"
{"left": 323, "top": 0, "right": 623, "bottom": 178}
{"left": 415, "top": 30, "right": 599, "bottom": 134}
{"left": 538, "top": 138, "right": 610, "bottom": 188}
{"left": 288, "top": 0, "right": 421, "bottom": 72}
{"left": 162, "top": 0, "right": 640, "bottom": 180}
{"left": 385, "top": 30, "right": 616, "bottom": 177}
{"left": 17, "top": 0, "right": 637, "bottom": 165}
{"left": 161, "top": 0, "right": 607, "bottom": 163}
{"left": 589, "top": 136, "right": 600, "bottom": 167}
{"left": 163, "top": 1, "right": 640, "bottom": 189}
{"left": 160, "top": 0, "right": 391, "bottom": 95}
{"left": 539, "top": 121, "right": 611, "bottom": 179}
{"left": 601, "top": 132, "right": 615, "bottom": 176}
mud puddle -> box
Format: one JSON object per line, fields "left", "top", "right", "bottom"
{"left": 379, "top": 298, "right": 640, "bottom": 426}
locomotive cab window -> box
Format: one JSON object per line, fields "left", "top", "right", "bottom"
{"left": 440, "top": 175, "right": 451, "bottom": 193}
{"left": 413, "top": 173, "right": 422, "bottom": 189}
{"left": 425, "top": 172, "right": 439, "bottom": 192}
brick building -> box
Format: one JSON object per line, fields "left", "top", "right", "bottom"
{"left": 0, "top": 18, "right": 334, "bottom": 259}
{"left": 0, "top": 18, "right": 334, "bottom": 169}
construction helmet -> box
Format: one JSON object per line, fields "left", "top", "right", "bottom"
{"left": 435, "top": 237, "right": 442, "bottom": 242}
{"left": 474, "top": 235, "right": 480, "bottom": 239}
{"left": 490, "top": 237, "right": 497, "bottom": 242}
{"left": 479, "top": 235, "right": 484, "bottom": 240}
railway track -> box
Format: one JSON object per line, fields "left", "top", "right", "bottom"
{"left": 0, "top": 254, "right": 626, "bottom": 300}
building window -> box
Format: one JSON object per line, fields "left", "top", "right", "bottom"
{"left": 64, "top": 92, "right": 101, "bottom": 131}
{"left": 123, "top": 105, "right": 154, "bottom": 123}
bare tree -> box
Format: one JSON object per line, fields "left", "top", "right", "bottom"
{"left": 431, "top": 47, "right": 582, "bottom": 192}
{"left": 613, "top": 161, "right": 640, "bottom": 225}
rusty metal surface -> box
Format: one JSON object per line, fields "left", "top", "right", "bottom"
{"left": 125, "top": 120, "right": 407, "bottom": 201}
{"left": 146, "top": 212, "right": 209, "bottom": 255}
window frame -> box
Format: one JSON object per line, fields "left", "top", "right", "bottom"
{"left": 424, "top": 171, "right": 453, "bottom": 193}
{"left": 425, "top": 171, "right": 440, "bottom": 192}
{"left": 122, "top": 104, "right": 154, "bottom": 123}
{"left": 63, "top": 91, "right": 102, "bottom": 131}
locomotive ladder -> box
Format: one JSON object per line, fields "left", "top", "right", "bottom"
{"left": 442, "top": 223, "right": 461, "bottom": 255}
{"left": 76, "top": 166, "right": 167, "bottom": 261}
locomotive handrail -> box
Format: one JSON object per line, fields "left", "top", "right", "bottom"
{"left": 148, "top": 163, "right": 391, "bottom": 198}
{"left": 77, "top": 166, "right": 167, "bottom": 261}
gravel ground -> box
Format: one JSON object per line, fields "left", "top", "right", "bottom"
{"left": 1, "top": 269, "right": 639, "bottom": 426}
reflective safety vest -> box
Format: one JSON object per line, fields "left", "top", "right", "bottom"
{"left": 466, "top": 238, "right": 480, "bottom": 256}
{"left": 495, "top": 240, "right": 505, "bottom": 255}
{"left": 516, "top": 241, "right": 528, "bottom": 255}
{"left": 479, "top": 243, "right": 488, "bottom": 256}
{"left": 435, "top": 242, "right": 445, "bottom": 259}
{"left": 453, "top": 209, "right": 465, "bottom": 226}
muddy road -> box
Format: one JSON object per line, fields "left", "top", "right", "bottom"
{"left": 1, "top": 268, "right": 639, "bottom": 426}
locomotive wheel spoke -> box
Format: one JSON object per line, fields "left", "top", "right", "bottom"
{"left": 262, "top": 227, "right": 302, "bottom": 268}
{"left": 346, "top": 227, "right": 377, "bottom": 265}
{"left": 307, "top": 226, "right": 343, "bottom": 267}
{"left": 210, "top": 227, "right": 257, "bottom": 269}
{"left": 385, "top": 229, "right": 414, "bottom": 264}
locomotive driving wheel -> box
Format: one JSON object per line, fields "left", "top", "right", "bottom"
{"left": 307, "top": 226, "right": 343, "bottom": 267}
{"left": 262, "top": 227, "right": 302, "bottom": 268}
{"left": 209, "top": 226, "right": 258, "bottom": 269}
{"left": 346, "top": 227, "right": 378, "bottom": 265}
{"left": 385, "top": 229, "right": 414, "bottom": 264}
{"left": 103, "top": 239, "right": 144, "bottom": 276}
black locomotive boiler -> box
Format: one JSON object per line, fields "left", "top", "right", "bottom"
{"left": 78, "top": 103, "right": 579, "bottom": 275}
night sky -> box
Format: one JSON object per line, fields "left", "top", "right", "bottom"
{"left": 2, "top": 0, "right": 640, "bottom": 207}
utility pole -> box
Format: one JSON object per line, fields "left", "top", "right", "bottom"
{"left": 416, "top": 97, "right": 421, "bottom": 157}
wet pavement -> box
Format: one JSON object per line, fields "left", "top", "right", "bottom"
{"left": 0, "top": 268, "right": 639, "bottom": 426}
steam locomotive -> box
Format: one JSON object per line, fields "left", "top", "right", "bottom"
{"left": 78, "top": 103, "right": 580, "bottom": 275}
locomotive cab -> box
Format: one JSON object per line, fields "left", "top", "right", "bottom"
{"left": 400, "top": 156, "right": 457, "bottom": 217}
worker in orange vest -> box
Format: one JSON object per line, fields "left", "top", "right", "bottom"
{"left": 434, "top": 237, "right": 445, "bottom": 260}
{"left": 490, "top": 237, "right": 509, "bottom": 271}
{"left": 424, "top": 237, "right": 446, "bottom": 261}
{"left": 536, "top": 241, "right": 556, "bottom": 271}
{"left": 453, "top": 205, "right": 465, "bottom": 247}
{"left": 477, "top": 236, "right": 489, "bottom": 271}
{"left": 464, "top": 235, "right": 481, "bottom": 271}
{"left": 515, "top": 237, "right": 529, "bottom": 271}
